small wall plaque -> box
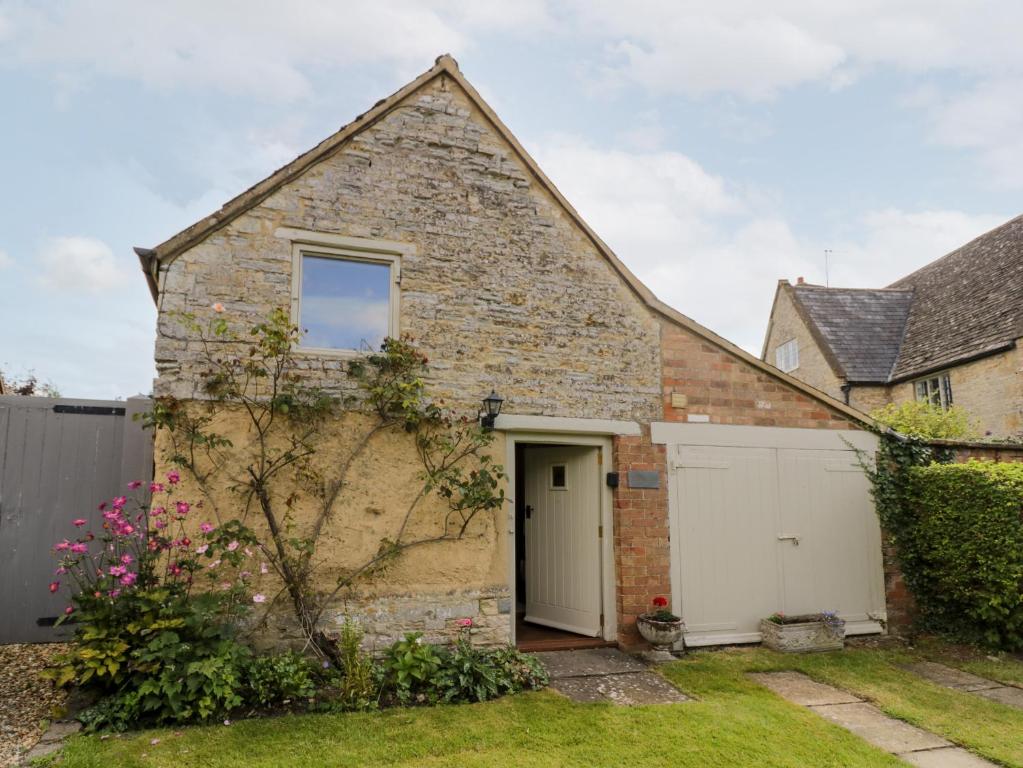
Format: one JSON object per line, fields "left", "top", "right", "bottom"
{"left": 670, "top": 392, "right": 688, "bottom": 409}
{"left": 627, "top": 470, "right": 660, "bottom": 489}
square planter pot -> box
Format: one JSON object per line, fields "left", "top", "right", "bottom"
{"left": 760, "top": 615, "right": 845, "bottom": 653}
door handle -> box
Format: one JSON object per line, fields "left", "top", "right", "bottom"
{"left": 525, "top": 505, "right": 533, "bottom": 519}
{"left": 777, "top": 534, "right": 800, "bottom": 546}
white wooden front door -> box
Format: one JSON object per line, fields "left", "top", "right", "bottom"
{"left": 664, "top": 426, "right": 885, "bottom": 646}
{"left": 523, "top": 446, "right": 602, "bottom": 636}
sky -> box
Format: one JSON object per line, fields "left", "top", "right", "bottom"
{"left": 0, "top": 0, "right": 1020, "bottom": 399}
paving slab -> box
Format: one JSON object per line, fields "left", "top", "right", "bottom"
{"left": 972, "top": 685, "right": 1023, "bottom": 710}
{"left": 535, "top": 648, "right": 647, "bottom": 679}
{"left": 902, "top": 747, "right": 999, "bottom": 768}
{"left": 906, "top": 662, "right": 1000, "bottom": 692}
{"left": 749, "top": 671, "right": 862, "bottom": 706}
{"left": 551, "top": 672, "right": 690, "bottom": 705}
{"left": 811, "top": 702, "right": 952, "bottom": 754}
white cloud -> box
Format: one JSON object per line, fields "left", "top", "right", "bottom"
{"left": 533, "top": 134, "right": 1006, "bottom": 353}
{"left": 37, "top": 236, "right": 127, "bottom": 294}
{"left": 0, "top": 1, "right": 547, "bottom": 103}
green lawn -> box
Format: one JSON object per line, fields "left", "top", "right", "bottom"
{"left": 50, "top": 642, "right": 1023, "bottom": 768}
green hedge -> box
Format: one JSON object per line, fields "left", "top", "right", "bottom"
{"left": 906, "top": 460, "right": 1023, "bottom": 649}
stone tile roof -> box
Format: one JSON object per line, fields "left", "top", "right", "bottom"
{"left": 792, "top": 285, "right": 914, "bottom": 383}
{"left": 789, "top": 213, "right": 1023, "bottom": 384}
{"left": 887, "top": 214, "right": 1023, "bottom": 380}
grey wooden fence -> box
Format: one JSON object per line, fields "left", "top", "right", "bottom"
{"left": 0, "top": 395, "right": 153, "bottom": 643}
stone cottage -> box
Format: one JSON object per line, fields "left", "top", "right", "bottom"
{"left": 762, "top": 215, "right": 1023, "bottom": 438}
{"left": 137, "top": 56, "right": 887, "bottom": 651}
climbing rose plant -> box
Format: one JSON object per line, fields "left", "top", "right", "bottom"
{"left": 144, "top": 308, "right": 506, "bottom": 664}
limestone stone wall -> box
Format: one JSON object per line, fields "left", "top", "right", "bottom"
{"left": 153, "top": 72, "right": 663, "bottom": 423}
{"left": 762, "top": 287, "right": 845, "bottom": 402}
{"left": 888, "top": 345, "right": 1023, "bottom": 438}
{"left": 848, "top": 385, "right": 890, "bottom": 415}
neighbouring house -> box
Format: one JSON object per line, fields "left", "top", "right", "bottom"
{"left": 135, "top": 55, "right": 889, "bottom": 652}
{"left": 762, "top": 216, "right": 1023, "bottom": 438}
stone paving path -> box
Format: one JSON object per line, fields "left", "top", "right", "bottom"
{"left": 750, "top": 671, "right": 996, "bottom": 767}
{"left": 535, "top": 648, "right": 689, "bottom": 705}
{"left": 906, "top": 661, "right": 1023, "bottom": 711}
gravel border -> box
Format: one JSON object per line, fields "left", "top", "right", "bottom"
{"left": 0, "top": 644, "right": 69, "bottom": 768}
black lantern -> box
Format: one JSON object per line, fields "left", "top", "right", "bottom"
{"left": 479, "top": 390, "right": 504, "bottom": 430}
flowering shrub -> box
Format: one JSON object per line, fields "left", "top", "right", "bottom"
{"left": 44, "top": 474, "right": 262, "bottom": 728}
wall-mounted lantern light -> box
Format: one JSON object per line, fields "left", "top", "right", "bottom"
{"left": 479, "top": 390, "right": 504, "bottom": 430}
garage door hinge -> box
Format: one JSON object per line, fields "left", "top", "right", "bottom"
{"left": 600, "top": 613, "right": 604, "bottom": 626}
{"left": 598, "top": 525, "right": 603, "bottom": 538}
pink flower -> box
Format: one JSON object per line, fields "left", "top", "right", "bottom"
{"left": 207, "top": 559, "right": 221, "bottom": 569}
{"left": 226, "top": 540, "right": 239, "bottom": 552}
{"left": 219, "top": 581, "right": 232, "bottom": 591}
{"left": 212, "top": 303, "right": 225, "bottom": 313}
{"left": 167, "top": 470, "right": 180, "bottom": 485}
{"left": 127, "top": 480, "right": 143, "bottom": 490}
{"left": 120, "top": 572, "right": 137, "bottom": 587}
{"left": 260, "top": 562, "right": 269, "bottom": 575}
{"left": 151, "top": 506, "right": 165, "bottom": 516}
{"left": 70, "top": 543, "right": 88, "bottom": 554}
{"left": 149, "top": 482, "right": 165, "bottom": 494}
{"left": 64, "top": 606, "right": 74, "bottom": 615}
{"left": 112, "top": 496, "right": 127, "bottom": 509}
{"left": 240, "top": 571, "right": 251, "bottom": 580}
{"left": 195, "top": 544, "right": 209, "bottom": 555}
{"left": 98, "top": 502, "right": 107, "bottom": 511}
{"left": 108, "top": 589, "right": 121, "bottom": 599}
{"left": 200, "top": 523, "right": 214, "bottom": 534}
{"left": 456, "top": 618, "right": 473, "bottom": 628}
{"left": 168, "top": 563, "right": 183, "bottom": 576}
{"left": 72, "top": 518, "right": 87, "bottom": 527}
{"left": 121, "top": 554, "right": 134, "bottom": 565}
{"left": 49, "top": 581, "right": 60, "bottom": 593}
{"left": 252, "top": 594, "right": 266, "bottom": 604}
{"left": 55, "top": 567, "right": 67, "bottom": 575}
{"left": 55, "top": 539, "right": 71, "bottom": 552}
{"left": 244, "top": 548, "right": 253, "bottom": 557}
{"left": 175, "top": 501, "right": 190, "bottom": 515}
{"left": 109, "top": 565, "right": 127, "bottom": 577}
{"left": 154, "top": 519, "right": 167, "bottom": 529}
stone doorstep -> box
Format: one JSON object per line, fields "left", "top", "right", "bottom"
{"left": 535, "top": 648, "right": 690, "bottom": 706}
{"left": 749, "top": 672, "right": 998, "bottom": 767}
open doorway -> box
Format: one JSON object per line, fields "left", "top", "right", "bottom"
{"left": 513, "top": 441, "right": 614, "bottom": 652}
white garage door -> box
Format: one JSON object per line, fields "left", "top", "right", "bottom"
{"left": 651, "top": 423, "right": 886, "bottom": 647}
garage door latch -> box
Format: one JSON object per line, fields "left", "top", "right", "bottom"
{"left": 777, "top": 534, "right": 801, "bottom": 546}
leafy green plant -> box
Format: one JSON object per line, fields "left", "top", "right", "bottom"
{"left": 245, "top": 651, "right": 316, "bottom": 708}
{"left": 871, "top": 400, "right": 977, "bottom": 440}
{"left": 903, "top": 461, "right": 1023, "bottom": 649}
{"left": 331, "top": 618, "right": 379, "bottom": 711}
{"left": 379, "top": 632, "right": 443, "bottom": 705}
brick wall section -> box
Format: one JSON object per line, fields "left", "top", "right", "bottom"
{"left": 612, "top": 430, "right": 670, "bottom": 646}
{"left": 661, "top": 320, "right": 855, "bottom": 429}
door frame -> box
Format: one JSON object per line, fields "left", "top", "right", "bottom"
{"left": 501, "top": 421, "right": 628, "bottom": 646}
{"left": 651, "top": 422, "right": 882, "bottom": 647}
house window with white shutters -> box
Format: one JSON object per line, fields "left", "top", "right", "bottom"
{"left": 775, "top": 339, "right": 799, "bottom": 373}
{"left": 914, "top": 373, "right": 953, "bottom": 409}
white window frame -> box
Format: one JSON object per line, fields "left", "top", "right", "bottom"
{"left": 280, "top": 228, "right": 413, "bottom": 357}
{"left": 775, "top": 338, "right": 799, "bottom": 373}
{"left": 914, "top": 372, "right": 953, "bottom": 409}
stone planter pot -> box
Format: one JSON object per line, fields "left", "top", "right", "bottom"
{"left": 760, "top": 615, "right": 845, "bottom": 653}
{"left": 636, "top": 614, "right": 684, "bottom": 652}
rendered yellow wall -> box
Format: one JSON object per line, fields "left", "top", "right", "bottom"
{"left": 155, "top": 410, "right": 510, "bottom": 648}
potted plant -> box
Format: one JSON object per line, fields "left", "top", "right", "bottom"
{"left": 760, "top": 611, "right": 846, "bottom": 653}
{"left": 636, "top": 596, "right": 684, "bottom": 654}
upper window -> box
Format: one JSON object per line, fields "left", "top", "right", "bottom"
{"left": 775, "top": 338, "right": 799, "bottom": 373}
{"left": 292, "top": 246, "right": 399, "bottom": 353}
{"left": 914, "top": 373, "right": 953, "bottom": 409}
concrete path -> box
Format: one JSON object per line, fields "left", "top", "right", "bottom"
{"left": 535, "top": 648, "right": 689, "bottom": 705}
{"left": 907, "top": 661, "right": 1023, "bottom": 711}
{"left": 750, "top": 672, "right": 995, "bottom": 767}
